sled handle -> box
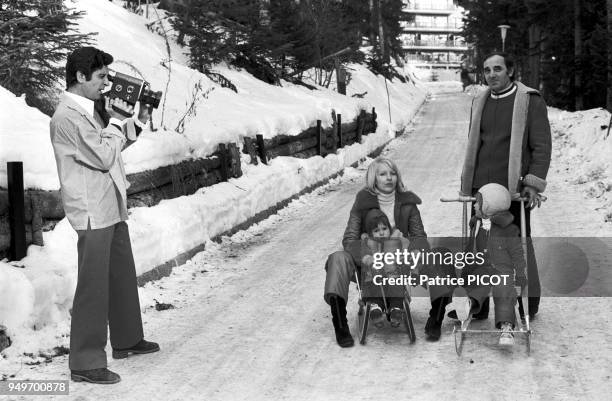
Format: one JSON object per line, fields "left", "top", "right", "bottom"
{"left": 440, "top": 196, "right": 477, "bottom": 203}
{"left": 440, "top": 194, "right": 547, "bottom": 203}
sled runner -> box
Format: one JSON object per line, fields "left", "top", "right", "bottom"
{"left": 439, "top": 195, "right": 546, "bottom": 356}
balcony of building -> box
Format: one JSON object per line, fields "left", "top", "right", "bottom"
{"left": 401, "top": 20, "right": 462, "bottom": 34}
{"left": 404, "top": 53, "right": 464, "bottom": 70}
{"left": 401, "top": 38, "right": 468, "bottom": 52}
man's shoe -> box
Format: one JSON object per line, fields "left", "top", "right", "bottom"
{"left": 369, "top": 304, "right": 385, "bottom": 329}
{"left": 424, "top": 316, "right": 442, "bottom": 341}
{"left": 498, "top": 322, "right": 515, "bottom": 346}
{"left": 389, "top": 308, "right": 403, "bottom": 328}
{"left": 472, "top": 297, "right": 490, "bottom": 320}
{"left": 425, "top": 296, "right": 450, "bottom": 341}
{"left": 71, "top": 368, "right": 121, "bottom": 384}
{"left": 112, "top": 339, "right": 160, "bottom": 359}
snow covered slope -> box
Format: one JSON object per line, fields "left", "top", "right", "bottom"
{"left": 0, "top": 0, "right": 424, "bottom": 188}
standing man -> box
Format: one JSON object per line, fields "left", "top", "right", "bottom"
{"left": 460, "top": 52, "right": 552, "bottom": 320}
{"left": 50, "top": 47, "right": 159, "bottom": 384}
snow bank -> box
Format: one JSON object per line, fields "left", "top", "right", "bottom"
{"left": 0, "top": 86, "right": 58, "bottom": 189}
{"left": 0, "top": 0, "right": 414, "bottom": 189}
{"left": 548, "top": 107, "right": 612, "bottom": 221}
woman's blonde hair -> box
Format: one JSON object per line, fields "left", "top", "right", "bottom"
{"left": 365, "top": 157, "right": 406, "bottom": 193}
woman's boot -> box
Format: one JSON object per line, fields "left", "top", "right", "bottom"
{"left": 329, "top": 295, "right": 354, "bottom": 348}
{"left": 425, "top": 296, "right": 451, "bottom": 341}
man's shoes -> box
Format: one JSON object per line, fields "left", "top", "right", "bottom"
{"left": 472, "top": 297, "right": 490, "bottom": 320}
{"left": 424, "top": 316, "right": 442, "bottom": 341}
{"left": 518, "top": 297, "right": 538, "bottom": 321}
{"left": 389, "top": 307, "right": 403, "bottom": 328}
{"left": 498, "top": 322, "right": 515, "bottom": 346}
{"left": 71, "top": 368, "right": 121, "bottom": 384}
{"left": 112, "top": 339, "right": 160, "bottom": 359}
{"left": 369, "top": 304, "right": 385, "bottom": 329}
{"left": 425, "top": 296, "right": 450, "bottom": 341}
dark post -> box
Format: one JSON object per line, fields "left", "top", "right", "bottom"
{"left": 335, "top": 59, "right": 347, "bottom": 95}
{"left": 316, "top": 120, "right": 323, "bottom": 156}
{"left": 357, "top": 110, "right": 366, "bottom": 142}
{"left": 243, "top": 137, "right": 258, "bottom": 165}
{"left": 337, "top": 114, "right": 342, "bottom": 148}
{"left": 372, "top": 107, "right": 377, "bottom": 132}
{"left": 7, "top": 162, "right": 26, "bottom": 260}
{"left": 218, "top": 144, "right": 229, "bottom": 181}
{"left": 256, "top": 134, "right": 267, "bottom": 165}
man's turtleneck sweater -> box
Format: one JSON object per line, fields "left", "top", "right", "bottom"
{"left": 376, "top": 190, "right": 395, "bottom": 228}
{"left": 473, "top": 83, "right": 517, "bottom": 190}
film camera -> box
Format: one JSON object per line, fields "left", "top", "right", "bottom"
{"left": 107, "top": 70, "right": 162, "bottom": 116}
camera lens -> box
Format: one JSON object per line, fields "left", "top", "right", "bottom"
{"left": 140, "top": 89, "right": 162, "bottom": 109}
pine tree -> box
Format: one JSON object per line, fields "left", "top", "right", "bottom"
{"left": 0, "top": 0, "right": 93, "bottom": 115}
{"left": 458, "top": 0, "right": 608, "bottom": 110}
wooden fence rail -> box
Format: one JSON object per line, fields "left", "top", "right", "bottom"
{"left": 0, "top": 108, "right": 377, "bottom": 258}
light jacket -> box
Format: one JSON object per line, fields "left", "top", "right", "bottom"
{"left": 50, "top": 94, "right": 131, "bottom": 230}
{"left": 461, "top": 82, "right": 552, "bottom": 197}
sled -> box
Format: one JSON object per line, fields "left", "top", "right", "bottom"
{"left": 354, "top": 261, "right": 416, "bottom": 345}
{"left": 439, "top": 195, "right": 546, "bottom": 356}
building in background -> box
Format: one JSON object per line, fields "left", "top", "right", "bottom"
{"left": 400, "top": 0, "right": 469, "bottom": 81}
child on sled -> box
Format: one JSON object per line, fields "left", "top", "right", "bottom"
{"left": 359, "top": 209, "right": 412, "bottom": 329}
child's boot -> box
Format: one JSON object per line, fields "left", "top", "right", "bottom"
{"left": 389, "top": 307, "right": 403, "bottom": 328}
{"left": 498, "top": 322, "right": 514, "bottom": 346}
{"left": 369, "top": 304, "right": 385, "bottom": 328}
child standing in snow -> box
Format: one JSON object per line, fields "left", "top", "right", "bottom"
{"left": 359, "top": 209, "right": 411, "bottom": 329}
{"left": 472, "top": 183, "right": 527, "bottom": 346}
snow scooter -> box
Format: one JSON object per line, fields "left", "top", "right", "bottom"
{"left": 439, "top": 194, "right": 546, "bottom": 356}
{"left": 354, "top": 238, "right": 417, "bottom": 345}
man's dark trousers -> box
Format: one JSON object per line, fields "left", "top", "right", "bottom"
{"left": 70, "top": 221, "right": 143, "bottom": 370}
{"left": 509, "top": 201, "right": 541, "bottom": 315}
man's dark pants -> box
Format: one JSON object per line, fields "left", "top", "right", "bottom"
{"left": 477, "top": 201, "right": 541, "bottom": 318}
{"left": 70, "top": 221, "right": 143, "bottom": 370}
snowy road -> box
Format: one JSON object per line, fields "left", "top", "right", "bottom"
{"left": 11, "top": 91, "right": 612, "bottom": 400}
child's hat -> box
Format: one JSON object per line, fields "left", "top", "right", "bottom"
{"left": 478, "top": 183, "right": 511, "bottom": 216}
{"left": 364, "top": 209, "right": 391, "bottom": 234}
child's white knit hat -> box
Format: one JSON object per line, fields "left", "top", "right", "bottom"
{"left": 478, "top": 183, "right": 511, "bottom": 216}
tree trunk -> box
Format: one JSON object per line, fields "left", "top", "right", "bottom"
{"left": 376, "top": 0, "right": 386, "bottom": 62}
{"left": 369, "top": 0, "right": 377, "bottom": 48}
{"left": 527, "top": 24, "right": 541, "bottom": 90}
{"left": 574, "top": 0, "right": 584, "bottom": 110}
{"left": 607, "top": 0, "right": 612, "bottom": 111}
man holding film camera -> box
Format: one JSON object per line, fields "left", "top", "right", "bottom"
{"left": 50, "top": 47, "right": 159, "bottom": 384}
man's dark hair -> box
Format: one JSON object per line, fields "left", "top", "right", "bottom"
{"left": 65, "top": 47, "right": 113, "bottom": 89}
{"left": 483, "top": 51, "right": 515, "bottom": 80}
